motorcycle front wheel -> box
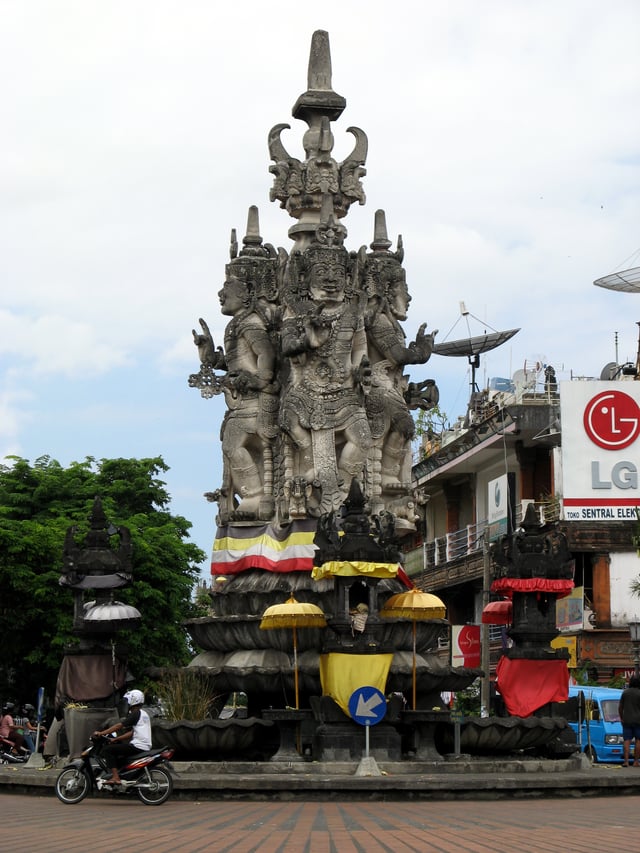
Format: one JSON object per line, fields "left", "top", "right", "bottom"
{"left": 55, "top": 767, "right": 91, "bottom": 804}
{"left": 137, "top": 767, "right": 173, "bottom": 805}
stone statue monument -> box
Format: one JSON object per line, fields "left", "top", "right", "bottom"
{"left": 190, "top": 31, "right": 437, "bottom": 533}
{"left": 185, "top": 31, "right": 481, "bottom": 733}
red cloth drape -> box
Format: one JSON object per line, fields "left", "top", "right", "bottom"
{"left": 491, "top": 577, "right": 574, "bottom": 599}
{"left": 495, "top": 657, "right": 569, "bottom": 717}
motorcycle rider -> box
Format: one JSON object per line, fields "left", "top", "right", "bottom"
{"left": 93, "top": 689, "right": 152, "bottom": 785}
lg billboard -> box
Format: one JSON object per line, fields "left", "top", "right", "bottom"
{"left": 561, "top": 381, "right": 640, "bottom": 520}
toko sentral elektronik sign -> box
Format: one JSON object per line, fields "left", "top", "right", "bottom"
{"left": 561, "top": 381, "right": 640, "bottom": 521}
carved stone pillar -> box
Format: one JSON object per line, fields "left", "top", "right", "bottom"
{"left": 591, "top": 552, "right": 611, "bottom": 628}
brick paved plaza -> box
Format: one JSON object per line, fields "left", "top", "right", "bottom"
{"left": 2, "top": 792, "right": 637, "bottom": 852}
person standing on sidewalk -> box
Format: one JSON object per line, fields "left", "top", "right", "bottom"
{"left": 618, "top": 675, "right": 640, "bottom": 766}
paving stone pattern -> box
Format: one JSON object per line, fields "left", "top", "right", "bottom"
{"left": 1, "top": 793, "right": 638, "bottom": 852}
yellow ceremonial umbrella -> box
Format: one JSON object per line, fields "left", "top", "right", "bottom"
{"left": 259, "top": 596, "right": 327, "bottom": 709}
{"left": 381, "top": 588, "right": 446, "bottom": 710}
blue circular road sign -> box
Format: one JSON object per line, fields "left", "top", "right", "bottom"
{"left": 348, "top": 686, "right": 387, "bottom": 726}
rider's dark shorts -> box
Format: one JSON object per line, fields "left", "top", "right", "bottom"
{"left": 102, "top": 742, "right": 143, "bottom": 767}
{"left": 622, "top": 724, "right": 640, "bottom": 741}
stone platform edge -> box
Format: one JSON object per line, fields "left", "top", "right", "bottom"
{"left": 3, "top": 755, "right": 640, "bottom": 800}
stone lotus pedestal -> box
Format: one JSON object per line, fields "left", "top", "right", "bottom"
{"left": 151, "top": 718, "right": 278, "bottom": 761}
{"left": 435, "top": 716, "right": 575, "bottom": 756}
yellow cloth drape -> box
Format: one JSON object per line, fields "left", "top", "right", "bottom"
{"left": 311, "top": 560, "right": 399, "bottom": 580}
{"left": 319, "top": 653, "right": 394, "bottom": 716}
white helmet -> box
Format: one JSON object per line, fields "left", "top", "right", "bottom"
{"left": 124, "top": 689, "right": 145, "bottom": 707}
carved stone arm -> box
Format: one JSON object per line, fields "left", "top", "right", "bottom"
{"left": 353, "top": 355, "right": 372, "bottom": 392}
{"left": 281, "top": 317, "right": 311, "bottom": 357}
{"left": 229, "top": 369, "right": 277, "bottom": 395}
{"left": 192, "top": 318, "right": 226, "bottom": 369}
{"left": 405, "top": 379, "right": 439, "bottom": 411}
{"left": 407, "top": 323, "right": 438, "bottom": 364}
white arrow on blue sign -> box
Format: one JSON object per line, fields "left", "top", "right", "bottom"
{"left": 348, "top": 686, "right": 387, "bottom": 726}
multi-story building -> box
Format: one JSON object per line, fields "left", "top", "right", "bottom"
{"left": 407, "top": 349, "right": 640, "bottom": 685}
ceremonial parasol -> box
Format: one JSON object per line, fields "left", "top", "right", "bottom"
{"left": 259, "top": 596, "right": 327, "bottom": 709}
{"left": 381, "top": 588, "right": 446, "bottom": 709}
{"left": 481, "top": 599, "right": 512, "bottom": 625}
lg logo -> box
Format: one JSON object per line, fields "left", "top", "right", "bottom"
{"left": 583, "top": 390, "right": 640, "bottom": 450}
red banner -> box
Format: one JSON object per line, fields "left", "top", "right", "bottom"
{"left": 496, "top": 657, "right": 569, "bottom": 717}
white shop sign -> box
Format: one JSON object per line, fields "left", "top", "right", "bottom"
{"left": 561, "top": 381, "right": 640, "bottom": 520}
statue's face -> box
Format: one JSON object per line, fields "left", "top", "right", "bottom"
{"left": 218, "top": 277, "right": 248, "bottom": 316}
{"left": 389, "top": 276, "right": 410, "bottom": 320}
{"left": 309, "top": 260, "right": 346, "bottom": 304}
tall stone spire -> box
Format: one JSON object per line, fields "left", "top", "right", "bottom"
{"left": 292, "top": 30, "right": 346, "bottom": 122}
{"left": 268, "top": 30, "right": 367, "bottom": 249}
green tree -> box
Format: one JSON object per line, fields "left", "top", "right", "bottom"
{"left": 413, "top": 403, "right": 449, "bottom": 459}
{"left": 0, "top": 455, "right": 206, "bottom": 702}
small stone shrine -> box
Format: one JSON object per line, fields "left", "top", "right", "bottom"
{"left": 490, "top": 503, "right": 574, "bottom": 717}
{"left": 56, "top": 497, "right": 140, "bottom": 707}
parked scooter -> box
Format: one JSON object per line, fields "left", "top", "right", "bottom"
{"left": 0, "top": 735, "right": 29, "bottom": 764}
{"left": 55, "top": 735, "right": 175, "bottom": 805}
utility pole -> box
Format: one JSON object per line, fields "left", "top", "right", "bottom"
{"left": 480, "top": 535, "right": 491, "bottom": 717}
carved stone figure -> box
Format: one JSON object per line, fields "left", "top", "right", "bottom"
{"left": 217, "top": 274, "right": 278, "bottom": 522}
{"left": 279, "top": 213, "right": 371, "bottom": 514}
{"left": 362, "top": 212, "right": 438, "bottom": 522}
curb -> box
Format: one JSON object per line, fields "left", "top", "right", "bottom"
{"left": 3, "top": 756, "right": 640, "bottom": 800}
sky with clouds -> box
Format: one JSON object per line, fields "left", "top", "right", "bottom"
{"left": 2, "top": 0, "right": 639, "bottom": 578}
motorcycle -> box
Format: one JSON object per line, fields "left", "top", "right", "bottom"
{"left": 55, "top": 735, "right": 175, "bottom": 806}
{"left": 0, "top": 735, "right": 29, "bottom": 764}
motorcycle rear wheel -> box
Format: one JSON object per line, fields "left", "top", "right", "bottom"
{"left": 136, "top": 767, "right": 173, "bottom": 805}
{"left": 55, "top": 767, "right": 90, "bottom": 804}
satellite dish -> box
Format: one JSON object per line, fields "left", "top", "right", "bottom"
{"left": 432, "top": 329, "right": 520, "bottom": 358}
{"left": 593, "top": 266, "right": 640, "bottom": 293}
{"left": 432, "top": 326, "right": 520, "bottom": 394}
{"left": 600, "top": 361, "right": 618, "bottom": 380}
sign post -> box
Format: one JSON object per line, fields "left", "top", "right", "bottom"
{"left": 348, "top": 686, "right": 386, "bottom": 775}
{"left": 26, "top": 687, "right": 45, "bottom": 768}
{"left": 450, "top": 708, "right": 464, "bottom": 756}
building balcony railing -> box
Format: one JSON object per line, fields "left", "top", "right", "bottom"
{"left": 412, "top": 386, "right": 560, "bottom": 478}
{"left": 403, "top": 498, "right": 561, "bottom": 578}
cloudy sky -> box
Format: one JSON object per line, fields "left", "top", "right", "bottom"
{"left": 2, "top": 0, "right": 639, "bottom": 579}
